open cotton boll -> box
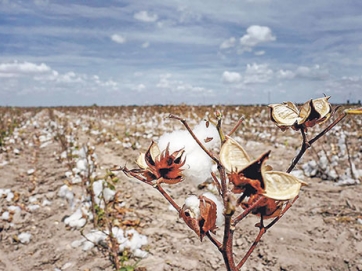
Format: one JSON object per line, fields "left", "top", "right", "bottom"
{"left": 1, "top": 211, "right": 10, "bottom": 221}
{"left": 184, "top": 195, "right": 200, "bottom": 219}
{"left": 202, "top": 192, "right": 224, "bottom": 228}
{"left": 158, "top": 121, "right": 220, "bottom": 184}
{"left": 18, "top": 232, "right": 32, "bottom": 244}
{"left": 58, "top": 184, "right": 74, "bottom": 207}
{"left": 64, "top": 208, "right": 86, "bottom": 229}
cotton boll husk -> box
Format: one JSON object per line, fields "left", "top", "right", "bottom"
{"left": 158, "top": 121, "right": 220, "bottom": 184}
{"left": 202, "top": 192, "right": 224, "bottom": 228}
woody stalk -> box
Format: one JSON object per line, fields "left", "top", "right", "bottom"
{"left": 119, "top": 96, "right": 360, "bottom": 271}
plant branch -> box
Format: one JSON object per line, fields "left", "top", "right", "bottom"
{"left": 287, "top": 112, "right": 347, "bottom": 173}
{"left": 168, "top": 114, "right": 219, "bottom": 164}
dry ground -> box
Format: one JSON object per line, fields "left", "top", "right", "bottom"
{"left": 0, "top": 106, "right": 361, "bottom": 271}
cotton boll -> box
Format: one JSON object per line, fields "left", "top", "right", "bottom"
{"left": 76, "top": 159, "right": 87, "bottom": 172}
{"left": 202, "top": 192, "right": 224, "bottom": 228}
{"left": 157, "top": 121, "right": 220, "bottom": 184}
{"left": 18, "top": 232, "right": 32, "bottom": 244}
{"left": 58, "top": 185, "right": 74, "bottom": 207}
{"left": 64, "top": 208, "right": 86, "bottom": 229}
{"left": 103, "top": 187, "right": 115, "bottom": 203}
{"left": 182, "top": 148, "right": 214, "bottom": 184}
{"left": 27, "top": 205, "right": 40, "bottom": 212}
{"left": 127, "top": 229, "right": 148, "bottom": 249}
{"left": 1, "top": 211, "right": 10, "bottom": 221}
{"left": 8, "top": 205, "right": 21, "bottom": 213}
{"left": 6, "top": 191, "right": 14, "bottom": 202}
{"left": 184, "top": 195, "right": 200, "bottom": 219}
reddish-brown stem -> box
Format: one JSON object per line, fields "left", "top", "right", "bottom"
{"left": 237, "top": 221, "right": 266, "bottom": 269}
{"left": 228, "top": 116, "right": 244, "bottom": 137}
{"left": 168, "top": 114, "right": 219, "bottom": 164}
{"left": 122, "top": 167, "right": 181, "bottom": 212}
{"left": 156, "top": 184, "right": 181, "bottom": 213}
{"left": 286, "top": 112, "right": 347, "bottom": 173}
{"left": 231, "top": 195, "right": 264, "bottom": 227}
{"left": 211, "top": 171, "right": 222, "bottom": 195}
{"left": 206, "top": 231, "right": 222, "bottom": 249}
{"left": 221, "top": 214, "right": 237, "bottom": 271}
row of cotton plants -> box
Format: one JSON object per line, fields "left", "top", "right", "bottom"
{"left": 50, "top": 109, "right": 149, "bottom": 269}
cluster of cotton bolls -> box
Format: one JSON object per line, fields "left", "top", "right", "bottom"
{"left": 54, "top": 129, "right": 149, "bottom": 258}
{"left": 158, "top": 120, "right": 220, "bottom": 185}
{"left": 300, "top": 127, "right": 361, "bottom": 185}
{"left": 71, "top": 227, "right": 148, "bottom": 258}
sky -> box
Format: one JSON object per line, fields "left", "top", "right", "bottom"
{"left": 1, "top": 0, "right": 362, "bottom": 106}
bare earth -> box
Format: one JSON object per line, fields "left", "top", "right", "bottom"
{"left": 0, "top": 107, "right": 361, "bottom": 271}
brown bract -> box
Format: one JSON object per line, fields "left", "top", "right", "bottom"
{"left": 136, "top": 141, "right": 186, "bottom": 185}
{"left": 269, "top": 96, "right": 332, "bottom": 131}
{"left": 180, "top": 195, "right": 218, "bottom": 241}
{"left": 220, "top": 136, "right": 306, "bottom": 218}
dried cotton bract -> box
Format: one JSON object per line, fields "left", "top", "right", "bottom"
{"left": 220, "top": 136, "right": 306, "bottom": 218}
{"left": 136, "top": 141, "right": 186, "bottom": 185}
{"left": 269, "top": 96, "right": 332, "bottom": 131}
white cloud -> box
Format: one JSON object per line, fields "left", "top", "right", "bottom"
{"left": 220, "top": 37, "right": 236, "bottom": 49}
{"left": 295, "top": 65, "right": 329, "bottom": 80}
{"left": 222, "top": 71, "right": 241, "bottom": 84}
{"left": 134, "top": 11, "right": 158, "bottom": 22}
{"left": 133, "top": 83, "right": 146, "bottom": 92}
{"left": 254, "top": 50, "right": 265, "bottom": 56}
{"left": 111, "top": 34, "right": 126, "bottom": 44}
{"left": 277, "top": 69, "right": 295, "bottom": 80}
{"left": 142, "top": 41, "right": 150, "bottom": 48}
{"left": 244, "top": 63, "right": 273, "bottom": 84}
{"left": 0, "top": 61, "right": 51, "bottom": 77}
{"left": 156, "top": 73, "right": 212, "bottom": 95}
{"left": 240, "top": 25, "right": 276, "bottom": 49}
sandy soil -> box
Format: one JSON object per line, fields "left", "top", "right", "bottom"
{"left": 0, "top": 107, "right": 361, "bottom": 271}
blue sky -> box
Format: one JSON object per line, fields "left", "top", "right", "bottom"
{"left": 1, "top": 0, "right": 362, "bottom": 106}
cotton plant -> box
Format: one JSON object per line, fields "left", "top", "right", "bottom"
{"left": 120, "top": 97, "right": 361, "bottom": 271}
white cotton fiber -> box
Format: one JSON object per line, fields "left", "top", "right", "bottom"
{"left": 18, "top": 232, "right": 32, "bottom": 244}
{"left": 158, "top": 121, "right": 220, "bottom": 184}
{"left": 63, "top": 208, "right": 86, "bottom": 229}
{"left": 184, "top": 195, "right": 200, "bottom": 219}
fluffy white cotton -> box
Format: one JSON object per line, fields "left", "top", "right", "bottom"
{"left": 58, "top": 184, "right": 75, "bottom": 207}
{"left": 72, "top": 227, "right": 148, "bottom": 257}
{"left": 184, "top": 195, "right": 200, "bottom": 219}
{"left": 92, "top": 180, "right": 115, "bottom": 206}
{"left": 158, "top": 121, "right": 220, "bottom": 184}
{"left": 202, "top": 192, "right": 224, "bottom": 228}
{"left": 18, "top": 232, "right": 32, "bottom": 244}
{"left": 63, "top": 208, "right": 86, "bottom": 229}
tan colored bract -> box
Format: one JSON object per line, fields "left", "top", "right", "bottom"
{"left": 269, "top": 96, "right": 332, "bottom": 131}
{"left": 220, "top": 136, "right": 306, "bottom": 201}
